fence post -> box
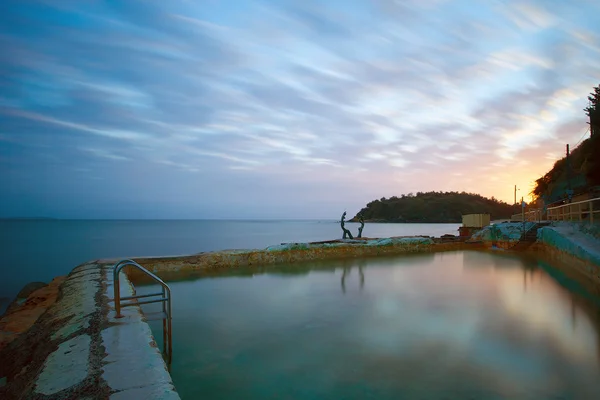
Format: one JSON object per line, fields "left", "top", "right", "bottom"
{"left": 570, "top": 204, "right": 573, "bottom": 221}
{"left": 591, "top": 201, "right": 594, "bottom": 224}
{"left": 521, "top": 201, "right": 525, "bottom": 233}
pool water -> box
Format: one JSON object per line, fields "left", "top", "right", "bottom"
{"left": 137, "top": 251, "right": 600, "bottom": 399}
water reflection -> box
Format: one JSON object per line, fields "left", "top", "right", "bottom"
{"left": 341, "top": 259, "right": 366, "bottom": 294}
{"left": 137, "top": 250, "right": 600, "bottom": 399}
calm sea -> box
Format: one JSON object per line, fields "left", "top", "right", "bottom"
{"left": 0, "top": 219, "right": 459, "bottom": 312}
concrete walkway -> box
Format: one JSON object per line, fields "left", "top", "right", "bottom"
{"left": 0, "top": 261, "right": 179, "bottom": 399}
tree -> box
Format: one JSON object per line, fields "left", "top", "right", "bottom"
{"left": 352, "top": 191, "right": 516, "bottom": 222}
{"left": 532, "top": 85, "right": 600, "bottom": 201}
{"left": 584, "top": 84, "right": 600, "bottom": 137}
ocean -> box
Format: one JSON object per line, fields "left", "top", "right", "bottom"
{"left": 0, "top": 219, "right": 460, "bottom": 312}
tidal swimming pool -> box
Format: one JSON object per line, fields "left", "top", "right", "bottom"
{"left": 136, "top": 251, "right": 600, "bottom": 399}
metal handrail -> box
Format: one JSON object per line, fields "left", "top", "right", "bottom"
{"left": 521, "top": 221, "right": 539, "bottom": 238}
{"left": 509, "top": 222, "right": 539, "bottom": 249}
{"left": 113, "top": 259, "right": 172, "bottom": 363}
{"left": 511, "top": 209, "right": 543, "bottom": 222}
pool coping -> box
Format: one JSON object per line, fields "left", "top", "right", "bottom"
{"left": 127, "top": 237, "right": 474, "bottom": 281}
{"left": 0, "top": 261, "right": 180, "bottom": 399}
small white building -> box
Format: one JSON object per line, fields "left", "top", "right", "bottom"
{"left": 459, "top": 214, "right": 490, "bottom": 237}
{"left": 462, "top": 214, "right": 491, "bottom": 228}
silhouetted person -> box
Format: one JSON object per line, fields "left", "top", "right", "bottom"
{"left": 357, "top": 214, "right": 365, "bottom": 238}
{"left": 340, "top": 211, "right": 353, "bottom": 239}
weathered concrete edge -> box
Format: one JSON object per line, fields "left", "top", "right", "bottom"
{"left": 468, "top": 223, "right": 599, "bottom": 286}
{"left": 126, "top": 237, "right": 477, "bottom": 280}
{"left": 537, "top": 226, "right": 600, "bottom": 267}
{"left": 0, "top": 262, "right": 180, "bottom": 400}
{"left": 534, "top": 227, "right": 600, "bottom": 286}
{"left": 102, "top": 267, "right": 180, "bottom": 399}
{"left": 467, "top": 222, "right": 536, "bottom": 249}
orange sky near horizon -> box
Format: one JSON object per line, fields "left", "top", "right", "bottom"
{"left": 1, "top": 0, "right": 599, "bottom": 218}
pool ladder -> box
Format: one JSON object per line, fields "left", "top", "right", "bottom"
{"left": 113, "top": 259, "right": 172, "bottom": 364}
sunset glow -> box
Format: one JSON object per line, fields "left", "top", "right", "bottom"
{"left": 1, "top": 0, "right": 599, "bottom": 218}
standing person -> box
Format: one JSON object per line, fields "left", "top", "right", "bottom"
{"left": 340, "top": 211, "right": 353, "bottom": 239}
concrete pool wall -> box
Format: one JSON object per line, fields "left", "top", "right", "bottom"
{"left": 534, "top": 225, "right": 600, "bottom": 287}
{"left": 127, "top": 237, "right": 470, "bottom": 281}
{"left": 470, "top": 222, "right": 600, "bottom": 287}
{"left": 0, "top": 261, "right": 180, "bottom": 399}
{"left": 1, "top": 225, "right": 599, "bottom": 399}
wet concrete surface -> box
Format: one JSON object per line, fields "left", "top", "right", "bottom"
{"left": 0, "top": 262, "right": 178, "bottom": 400}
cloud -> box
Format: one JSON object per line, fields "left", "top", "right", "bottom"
{"left": 1, "top": 0, "right": 600, "bottom": 218}
{"left": 81, "top": 147, "right": 129, "bottom": 161}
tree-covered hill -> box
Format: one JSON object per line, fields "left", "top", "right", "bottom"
{"left": 532, "top": 134, "right": 600, "bottom": 204}
{"left": 532, "top": 84, "right": 600, "bottom": 204}
{"left": 352, "top": 192, "right": 518, "bottom": 223}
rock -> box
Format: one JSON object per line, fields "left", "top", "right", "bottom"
{"left": 16, "top": 282, "right": 47, "bottom": 299}
{"left": 3, "top": 282, "right": 48, "bottom": 316}
{"left": 0, "top": 276, "right": 65, "bottom": 350}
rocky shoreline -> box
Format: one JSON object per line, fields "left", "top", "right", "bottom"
{"left": 0, "top": 277, "right": 66, "bottom": 351}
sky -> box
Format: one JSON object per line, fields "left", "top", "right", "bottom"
{"left": 1, "top": 0, "right": 599, "bottom": 219}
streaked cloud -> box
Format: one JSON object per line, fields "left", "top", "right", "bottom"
{"left": 0, "top": 0, "right": 599, "bottom": 218}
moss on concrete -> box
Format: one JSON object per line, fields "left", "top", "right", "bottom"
{"left": 0, "top": 262, "right": 179, "bottom": 400}
{"left": 126, "top": 237, "right": 439, "bottom": 281}
{"left": 535, "top": 225, "right": 600, "bottom": 285}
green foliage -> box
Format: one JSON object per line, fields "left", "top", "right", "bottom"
{"left": 533, "top": 85, "right": 600, "bottom": 202}
{"left": 584, "top": 135, "right": 600, "bottom": 186}
{"left": 532, "top": 134, "right": 600, "bottom": 202}
{"left": 354, "top": 191, "right": 518, "bottom": 223}
{"left": 584, "top": 84, "right": 600, "bottom": 119}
